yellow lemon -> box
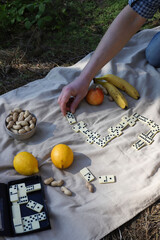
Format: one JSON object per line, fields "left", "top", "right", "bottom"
{"left": 51, "top": 144, "right": 74, "bottom": 169}
{"left": 13, "top": 151, "right": 39, "bottom": 176}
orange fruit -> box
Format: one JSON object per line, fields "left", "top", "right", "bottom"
{"left": 13, "top": 151, "right": 39, "bottom": 176}
{"left": 51, "top": 144, "right": 74, "bottom": 169}
{"left": 86, "top": 87, "right": 104, "bottom": 105}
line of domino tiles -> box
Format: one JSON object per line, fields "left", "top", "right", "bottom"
{"left": 80, "top": 167, "right": 116, "bottom": 184}
{"left": 66, "top": 112, "right": 160, "bottom": 150}
{"left": 9, "top": 183, "right": 47, "bottom": 234}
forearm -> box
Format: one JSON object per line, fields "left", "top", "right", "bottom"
{"left": 79, "top": 5, "right": 146, "bottom": 83}
{"left": 58, "top": 4, "right": 147, "bottom": 115}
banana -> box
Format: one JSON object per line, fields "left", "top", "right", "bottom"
{"left": 94, "top": 74, "right": 140, "bottom": 100}
{"left": 98, "top": 81, "right": 128, "bottom": 109}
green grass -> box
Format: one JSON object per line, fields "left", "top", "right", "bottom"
{"left": 49, "top": 0, "right": 128, "bottom": 64}
{"left": 0, "top": 0, "right": 160, "bottom": 66}
{"left": 46, "top": 0, "right": 160, "bottom": 64}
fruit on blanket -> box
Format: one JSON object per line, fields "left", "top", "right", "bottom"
{"left": 51, "top": 144, "right": 73, "bottom": 169}
{"left": 94, "top": 74, "right": 140, "bottom": 100}
{"left": 98, "top": 81, "right": 128, "bottom": 109}
{"left": 13, "top": 152, "right": 39, "bottom": 175}
{"left": 86, "top": 87, "right": 104, "bottom": 105}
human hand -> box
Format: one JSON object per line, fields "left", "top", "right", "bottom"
{"left": 58, "top": 77, "right": 89, "bottom": 115}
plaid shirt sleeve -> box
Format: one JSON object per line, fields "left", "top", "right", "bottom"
{"left": 128, "top": 0, "right": 160, "bottom": 19}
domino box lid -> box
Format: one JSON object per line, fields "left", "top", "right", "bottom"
{"left": 0, "top": 175, "right": 51, "bottom": 237}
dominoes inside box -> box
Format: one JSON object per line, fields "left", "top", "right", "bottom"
{"left": 0, "top": 175, "right": 51, "bottom": 237}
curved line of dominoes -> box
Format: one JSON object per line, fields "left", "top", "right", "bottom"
{"left": 66, "top": 112, "right": 160, "bottom": 150}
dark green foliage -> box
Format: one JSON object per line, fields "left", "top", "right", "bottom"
{"left": 0, "top": 0, "right": 128, "bottom": 31}
{"left": 0, "top": 0, "right": 53, "bottom": 30}
{"left": 0, "top": 0, "right": 159, "bottom": 64}
{"left": 0, "top": 0, "right": 159, "bottom": 33}
{"left": 0, "top": 0, "right": 92, "bottom": 30}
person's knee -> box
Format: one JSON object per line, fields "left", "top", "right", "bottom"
{"left": 145, "top": 32, "right": 160, "bottom": 68}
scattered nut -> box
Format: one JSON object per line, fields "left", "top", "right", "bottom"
{"left": 61, "top": 186, "right": 72, "bottom": 196}
{"left": 51, "top": 180, "right": 64, "bottom": 187}
{"left": 44, "top": 177, "right": 54, "bottom": 185}
{"left": 44, "top": 177, "right": 72, "bottom": 196}
{"left": 85, "top": 181, "right": 94, "bottom": 193}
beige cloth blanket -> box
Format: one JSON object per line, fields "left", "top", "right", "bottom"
{"left": 1, "top": 26, "right": 160, "bottom": 240}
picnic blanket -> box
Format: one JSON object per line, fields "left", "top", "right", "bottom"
{"left": 1, "top": 26, "right": 160, "bottom": 240}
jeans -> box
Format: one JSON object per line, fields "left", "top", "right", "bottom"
{"left": 145, "top": 32, "right": 160, "bottom": 68}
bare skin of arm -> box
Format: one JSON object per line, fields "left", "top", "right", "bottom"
{"left": 58, "top": 4, "right": 146, "bottom": 115}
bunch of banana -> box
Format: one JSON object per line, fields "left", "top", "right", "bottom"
{"left": 94, "top": 74, "right": 140, "bottom": 109}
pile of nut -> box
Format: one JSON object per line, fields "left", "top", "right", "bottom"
{"left": 5, "top": 108, "right": 37, "bottom": 134}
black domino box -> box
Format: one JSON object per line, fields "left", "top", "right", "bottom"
{"left": 0, "top": 175, "right": 51, "bottom": 236}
